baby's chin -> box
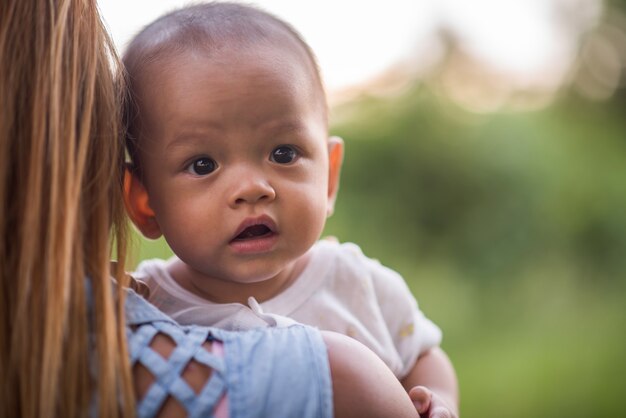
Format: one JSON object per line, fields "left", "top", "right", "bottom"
{"left": 180, "top": 246, "right": 308, "bottom": 283}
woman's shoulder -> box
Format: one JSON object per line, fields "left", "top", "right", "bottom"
{"left": 124, "top": 284, "right": 178, "bottom": 326}
{"left": 124, "top": 286, "right": 333, "bottom": 417}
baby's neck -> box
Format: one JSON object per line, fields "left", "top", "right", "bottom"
{"left": 167, "top": 253, "right": 310, "bottom": 305}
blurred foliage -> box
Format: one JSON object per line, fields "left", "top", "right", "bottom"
{"left": 321, "top": 15, "right": 626, "bottom": 418}
{"left": 325, "top": 85, "right": 626, "bottom": 417}
{"left": 328, "top": 86, "right": 626, "bottom": 284}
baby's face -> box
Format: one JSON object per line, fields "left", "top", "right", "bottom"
{"left": 135, "top": 45, "right": 331, "bottom": 285}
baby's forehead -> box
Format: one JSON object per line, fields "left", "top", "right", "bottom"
{"left": 127, "top": 30, "right": 327, "bottom": 123}
{"left": 148, "top": 36, "right": 312, "bottom": 77}
{"left": 126, "top": 26, "right": 325, "bottom": 115}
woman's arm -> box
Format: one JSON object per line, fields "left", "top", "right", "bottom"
{"left": 323, "top": 331, "right": 419, "bottom": 418}
{"left": 134, "top": 329, "right": 420, "bottom": 418}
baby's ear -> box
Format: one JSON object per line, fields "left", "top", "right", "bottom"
{"left": 327, "top": 136, "right": 344, "bottom": 217}
{"left": 123, "top": 167, "right": 162, "bottom": 239}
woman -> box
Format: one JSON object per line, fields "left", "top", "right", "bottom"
{"left": 0, "top": 0, "right": 422, "bottom": 417}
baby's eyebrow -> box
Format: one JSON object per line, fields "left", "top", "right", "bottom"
{"left": 259, "top": 119, "right": 306, "bottom": 135}
{"left": 165, "top": 133, "right": 211, "bottom": 151}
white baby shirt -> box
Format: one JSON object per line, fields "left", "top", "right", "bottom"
{"left": 134, "top": 240, "right": 442, "bottom": 378}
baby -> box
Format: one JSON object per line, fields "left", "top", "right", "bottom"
{"left": 123, "top": 2, "right": 458, "bottom": 416}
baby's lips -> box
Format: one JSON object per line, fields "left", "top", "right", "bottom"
{"left": 231, "top": 214, "right": 277, "bottom": 241}
{"left": 234, "top": 224, "right": 273, "bottom": 240}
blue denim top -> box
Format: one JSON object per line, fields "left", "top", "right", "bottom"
{"left": 124, "top": 288, "right": 333, "bottom": 418}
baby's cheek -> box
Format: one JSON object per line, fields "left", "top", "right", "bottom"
{"left": 162, "top": 217, "right": 205, "bottom": 253}
{"left": 295, "top": 198, "right": 327, "bottom": 236}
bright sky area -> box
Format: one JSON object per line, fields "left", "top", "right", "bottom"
{"left": 99, "top": 0, "right": 602, "bottom": 95}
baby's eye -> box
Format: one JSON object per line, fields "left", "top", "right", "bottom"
{"left": 186, "top": 157, "right": 217, "bottom": 175}
{"left": 270, "top": 145, "right": 298, "bottom": 164}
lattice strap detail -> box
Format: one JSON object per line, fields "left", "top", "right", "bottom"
{"left": 127, "top": 322, "right": 227, "bottom": 418}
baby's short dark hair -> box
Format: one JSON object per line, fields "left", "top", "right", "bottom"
{"left": 122, "top": 2, "right": 327, "bottom": 174}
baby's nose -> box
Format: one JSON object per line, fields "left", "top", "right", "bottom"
{"left": 229, "top": 175, "right": 276, "bottom": 207}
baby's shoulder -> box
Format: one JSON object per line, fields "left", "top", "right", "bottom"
{"left": 134, "top": 257, "right": 169, "bottom": 275}
{"left": 313, "top": 239, "right": 368, "bottom": 271}
{"left": 132, "top": 257, "right": 177, "bottom": 285}
{"left": 311, "top": 240, "right": 400, "bottom": 286}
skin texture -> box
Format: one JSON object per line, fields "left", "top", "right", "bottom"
{"left": 126, "top": 44, "right": 342, "bottom": 305}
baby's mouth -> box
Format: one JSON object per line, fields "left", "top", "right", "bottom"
{"left": 229, "top": 216, "right": 278, "bottom": 252}
{"left": 231, "top": 215, "right": 278, "bottom": 245}
{"left": 233, "top": 224, "right": 273, "bottom": 241}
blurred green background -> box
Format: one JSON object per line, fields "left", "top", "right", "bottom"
{"left": 128, "top": 1, "right": 626, "bottom": 416}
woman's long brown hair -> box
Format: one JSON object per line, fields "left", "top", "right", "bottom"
{"left": 0, "top": 0, "right": 134, "bottom": 416}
